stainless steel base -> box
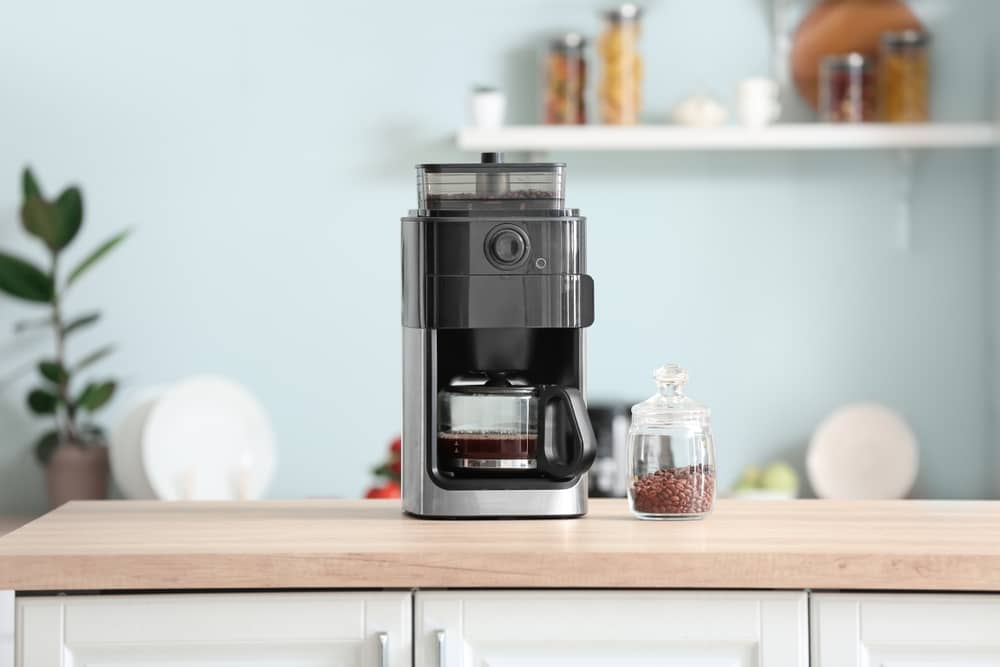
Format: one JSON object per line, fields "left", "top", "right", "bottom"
{"left": 402, "top": 327, "right": 589, "bottom": 518}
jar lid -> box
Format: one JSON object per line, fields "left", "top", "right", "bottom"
{"left": 881, "top": 29, "right": 930, "bottom": 48}
{"left": 821, "top": 52, "right": 872, "bottom": 72}
{"left": 602, "top": 3, "right": 642, "bottom": 22}
{"left": 550, "top": 32, "right": 587, "bottom": 52}
{"left": 631, "top": 363, "right": 710, "bottom": 426}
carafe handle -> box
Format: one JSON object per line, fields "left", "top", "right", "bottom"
{"left": 536, "top": 386, "right": 597, "bottom": 480}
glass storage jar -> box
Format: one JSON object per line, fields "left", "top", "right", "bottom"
{"left": 598, "top": 4, "right": 642, "bottom": 124}
{"left": 819, "top": 53, "right": 876, "bottom": 123}
{"left": 879, "top": 30, "right": 930, "bottom": 122}
{"left": 627, "top": 364, "right": 716, "bottom": 520}
{"left": 545, "top": 33, "right": 587, "bottom": 125}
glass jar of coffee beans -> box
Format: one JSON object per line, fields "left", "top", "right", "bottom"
{"left": 627, "top": 364, "right": 716, "bottom": 520}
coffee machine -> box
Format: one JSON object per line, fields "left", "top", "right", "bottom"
{"left": 401, "top": 153, "right": 597, "bottom": 518}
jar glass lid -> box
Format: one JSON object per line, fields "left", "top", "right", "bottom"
{"left": 631, "top": 363, "right": 710, "bottom": 426}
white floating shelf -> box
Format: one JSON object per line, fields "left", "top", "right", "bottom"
{"left": 457, "top": 123, "right": 1000, "bottom": 152}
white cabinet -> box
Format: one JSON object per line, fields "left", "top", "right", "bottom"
{"left": 1, "top": 590, "right": 12, "bottom": 667}
{"left": 415, "top": 590, "right": 808, "bottom": 667}
{"left": 22, "top": 588, "right": 1000, "bottom": 666}
{"left": 811, "top": 593, "right": 1000, "bottom": 666}
{"left": 16, "top": 591, "right": 410, "bottom": 667}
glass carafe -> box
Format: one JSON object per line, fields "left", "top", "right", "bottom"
{"left": 627, "top": 364, "right": 716, "bottom": 520}
{"left": 438, "top": 376, "right": 596, "bottom": 479}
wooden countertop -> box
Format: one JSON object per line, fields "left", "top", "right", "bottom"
{"left": 0, "top": 499, "right": 998, "bottom": 592}
{"left": 0, "top": 516, "right": 32, "bottom": 538}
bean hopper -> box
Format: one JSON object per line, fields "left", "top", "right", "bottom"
{"left": 401, "top": 153, "right": 597, "bottom": 518}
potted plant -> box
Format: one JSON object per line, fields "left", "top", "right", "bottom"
{"left": 0, "top": 168, "right": 128, "bottom": 508}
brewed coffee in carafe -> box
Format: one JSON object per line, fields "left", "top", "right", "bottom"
{"left": 437, "top": 374, "right": 595, "bottom": 479}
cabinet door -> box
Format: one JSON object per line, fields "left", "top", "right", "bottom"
{"left": 17, "top": 591, "right": 410, "bottom": 667}
{"left": 812, "top": 593, "right": 1000, "bottom": 666}
{"left": 415, "top": 590, "right": 807, "bottom": 667}
{"left": 1, "top": 590, "right": 12, "bottom": 667}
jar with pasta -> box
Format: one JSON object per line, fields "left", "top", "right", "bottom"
{"left": 598, "top": 4, "right": 642, "bottom": 125}
{"left": 545, "top": 33, "right": 587, "bottom": 125}
{"left": 879, "top": 30, "right": 930, "bottom": 122}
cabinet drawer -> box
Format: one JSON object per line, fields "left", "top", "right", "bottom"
{"left": 416, "top": 590, "right": 807, "bottom": 667}
{"left": 17, "top": 591, "right": 410, "bottom": 667}
{"left": 812, "top": 593, "right": 1000, "bottom": 666}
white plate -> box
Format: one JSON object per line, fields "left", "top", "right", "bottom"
{"left": 141, "top": 375, "right": 275, "bottom": 500}
{"left": 109, "top": 394, "right": 161, "bottom": 499}
{"left": 806, "top": 402, "right": 918, "bottom": 499}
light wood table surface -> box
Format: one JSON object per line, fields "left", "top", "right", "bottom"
{"left": 0, "top": 517, "right": 32, "bottom": 538}
{"left": 0, "top": 499, "right": 997, "bottom": 592}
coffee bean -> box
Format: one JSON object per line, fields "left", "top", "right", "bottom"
{"left": 631, "top": 465, "right": 716, "bottom": 517}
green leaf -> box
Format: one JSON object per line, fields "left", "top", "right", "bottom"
{"left": 33, "top": 430, "right": 60, "bottom": 465}
{"left": 20, "top": 196, "right": 60, "bottom": 250}
{"left": 26, "top": 388, "right": 58, "bottom": 414}
{"left": 22, "top": 167, "right": 43, "bottom": 200}
{"left": 37, "top": 360, "right": 67, "bottom": 384}
{"left": 66, "top": 229, "right": 129, "bottom": 286}
{"left": 76, "top": 381, "right": 116, "bottom": 412}
{"left": 73, "top": 344, "right": 114, "bottom": 373}
{"left": 0, "top": 252, "right": 53, "bottom": 303}
{"left": 62, "top": 312, "right": 100, "bottom": 336}
{"left": 53, "top": 186, "right": 83, "bottom": 250}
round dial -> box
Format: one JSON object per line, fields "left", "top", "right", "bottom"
{"left": 486, "top": 226, "right": 529, "bottom": 267}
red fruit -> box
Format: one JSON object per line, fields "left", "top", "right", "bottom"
{"left": 364, "top": 480, "right": 402, "bottom": 499}
{"left": 389, "top": 460, "right": 401, "bottom": 475}
{"left": 390, "top": 436, "right": 402, "bottom": 454}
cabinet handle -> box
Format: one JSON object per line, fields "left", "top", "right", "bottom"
{"left": 436, "top": 629, "right": 446, "bottom": 667}
{"left": 377, "top": 631, "right": 389, "bottom": 667}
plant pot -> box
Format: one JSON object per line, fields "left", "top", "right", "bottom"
{"left": 45, "top": 441, "right": 110, "bottom": 508}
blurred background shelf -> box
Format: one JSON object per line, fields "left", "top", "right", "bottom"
{"left": 457, "top": 123, "right": 1000, "bottom": 153}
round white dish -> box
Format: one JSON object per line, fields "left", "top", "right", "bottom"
{"left": 806, "top": 402, "right": 918, "bottom": 500}
{"left": 141, "top": 375, "right": 275, "bottom": 500}
{"left": 109, "top": 394, "right": 161, "bottom": 499}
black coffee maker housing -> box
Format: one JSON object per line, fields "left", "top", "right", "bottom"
{"left": 401, "top": 153, "right": 597, "bottom": 518}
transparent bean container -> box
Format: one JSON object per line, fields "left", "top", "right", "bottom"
{"left": 627, "top": 364, "right": 716, "bottom": 520}
{"left": 417, "top": 153, "right": 565, "bottom": 212}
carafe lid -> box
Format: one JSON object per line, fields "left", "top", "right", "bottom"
{"left": 631, "top": 363, "right": 710, "bottom": 426}
{"left": 444, "top": 372, "right": 536, "bottom": 396}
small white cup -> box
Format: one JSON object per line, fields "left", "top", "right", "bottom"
{"left": 737, "top": 77, "right": 781, "bottom": 128}
{"left": 469, "top": 88, "right": 506, "bottom": 129}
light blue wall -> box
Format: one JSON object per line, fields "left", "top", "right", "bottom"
{"left": 0, "top": 0, "right": 996, "bottom": 512}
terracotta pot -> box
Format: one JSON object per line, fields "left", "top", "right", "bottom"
{"left": 45, "top": 442, "right": 110, "bottom": 508}
{"left": 791, "top": 0, "right": 922, "bottom": 109}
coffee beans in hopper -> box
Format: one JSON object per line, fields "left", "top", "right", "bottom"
{"left": 630, "top": 465, "right": 716, "bottom": 516}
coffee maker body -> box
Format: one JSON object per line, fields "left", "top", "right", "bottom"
{"left": 401, "top": 154, "right": 596, "bottom": 518}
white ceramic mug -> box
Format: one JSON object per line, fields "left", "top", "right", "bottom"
{"left": 469, "top": 88, "right": 506, "bottom": 129}
{"left": 737, "top": 77, "right": 781, "bottom": 128}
